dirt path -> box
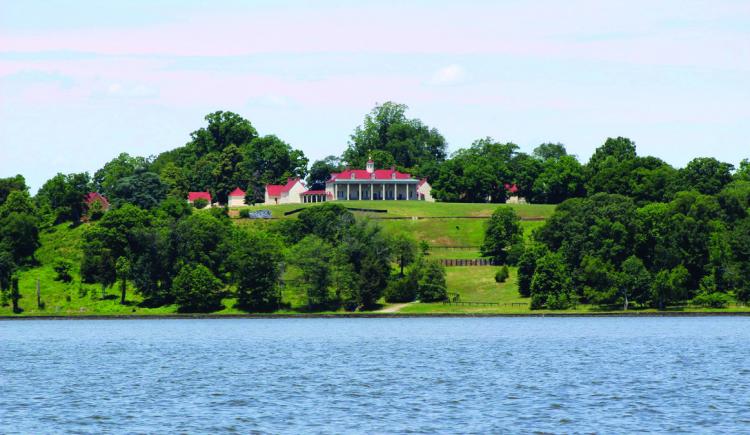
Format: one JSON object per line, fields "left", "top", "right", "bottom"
{"left": 377, "top": 303, "right": 410, "bottom": 313}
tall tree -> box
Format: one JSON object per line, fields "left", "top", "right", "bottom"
{"left": 481, "top": 207, "right": 523, "bottom": 264}
{"left": 344, "top": 102, "right": 447, "bottom": 169}
{"left": 227, "top": 230, "right": 283, "bottom": 311}
{"left": 679, "top": 157, "right": 734, "bottom": 195}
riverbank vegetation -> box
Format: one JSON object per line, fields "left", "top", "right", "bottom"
{"left": 1, "top": 102, "right": 749, "bottom": 316}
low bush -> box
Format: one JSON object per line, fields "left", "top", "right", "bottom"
{"left": 495, "top": 265, "right": 509, "bottom": 283}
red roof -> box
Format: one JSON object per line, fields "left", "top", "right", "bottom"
{"left": 328, "top": 168, "right": 413, "bottom": 181}
{"left": 85, "top": 192, "right": 109, "bottom": 208}
{"left": 229, "top": 187, "right": 245, "bottom": 197}
{"left": 188, "top": 191, "right": 211, "bottom": 202}
{"left": 504, "top": 183, "right": 519, "bottom": 194}
{"left": 300, "top": 190, "right": 330, "bottom": 196}
{"left": 266, "top": 178, "right": 301, "bottom": 197}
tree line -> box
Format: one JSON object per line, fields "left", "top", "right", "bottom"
{"left": 77, "top": 202, "right": 445, "bottom": 312}
{"left": 480, "top": 144, "right": 750, "bottom": 310}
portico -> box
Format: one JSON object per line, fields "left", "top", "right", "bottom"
{"left": 325, "top": 159, "right": 433, "bottom": 202}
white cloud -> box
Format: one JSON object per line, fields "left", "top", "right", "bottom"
{"left": 429, "top": 64, "right": 466, "bottom": 85}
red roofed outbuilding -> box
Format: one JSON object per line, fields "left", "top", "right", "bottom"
{"left": 187, "top": 191, "right": 212, "bottom": 206}
{"left": 264, "top": 178, "right": 306, "bottom": 205}
{"left": 228, "top": 187, "right": 246, "bottom": 207}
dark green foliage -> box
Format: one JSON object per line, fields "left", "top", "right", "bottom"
{"left": 495, "top": 265, "right": 509, "bottom": 283}
{"left": 307, "top": 155, "right": 342, "bottom": 188}
{"left": 531, "top": 155, "right": 586, "bottom": 204}
{"left": 173, "top": 264, "right": 223, "bottom": 312}
{"left": 530, "top": 252, "right": 575, "bottom": 310}
{"left": 36, "top": 172, "right": 91, "bottom": 224}
{"left": 0, "top": 249, "right": 15, "bottom": 302}
{"left": 109, "top": 170, "right": 167, "bottom": 210}
{"left": 0, "top": 194, "right": 40, "bottom": 265}
{"left": 517, "top": 242, "right": 547, "bottom": 298}
{"left": 93, "top": 153, "right": 150, "bottom": 198}
{"left": 419, "top": 240, "right": 430, "bottom": 256}
{"left": 336, "top": 221, "right": 392, "bottom": 310}
{"left": 679, "top": 157, "right": 734, "bottom": 195}
{"left": 691, "top": 292, "right": 731, "bottom": 308}
{"left": 736, "top": 159, "right": 750, "bottom": 182}
{"left": 151, "top": 111, "right": 306, "bottom": 205}
{"left": 533, "top": 143, "right": 567, "bottom": 161}
{"left": 193, "top": 198, "right": 209, "bottom": 209}
{"left": 227, "top": 230, "right": 283, "bottom": 311}
{"left": 291, "top": 235, "right": 334, "bottom": 309}
{"left": 481, "top": 207, "right": 522, "bottom": 263}
{"left": 343, "top": 101, "right": 447, "bottom": 169}
{"left": 238, "top": 209, "right": 250, "bottom": 218}
{"left": 0, "top": 175, "right": 28, "bottom": 207}
{"left": 431, "top": 138, "right": 519, "bottom": 202}
{"left": 297, "top": 203, "right": 355, "bottom": 242}
{"left": 53, "top": 259, "right": 74, "bottom": 283}
{"left": 651, "top": 265, "right": 689, "bottom": 310}
{"left": 417, "top": 260, "right": 448, "bottom": 302}
{"left": 391, "top": 232, "right": 417, "bottom": 276}
{"left": 384, "top": 274, "right": 417, "bottom": 303}
{"left": 115, "top": 256, "right": 131, "bottom": 304}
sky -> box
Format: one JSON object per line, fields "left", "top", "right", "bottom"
{"left": 1, "top": 0, "right": 749, "bottom": 192}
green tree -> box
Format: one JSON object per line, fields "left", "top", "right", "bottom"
{"left": 531, "top": 155, "right": 586, "bottom": 203}
{"left": 36, "top": 172, "right": 91, "bottom": 224}
{"left": 93, "top": 153, "right": 149, "bottom": 197}
{"left": 619, "top": 255, "right": 651, "bottom": 309}
{"left": 173, "top": 264, "right": 223, "bottom": 312}
{"left": 650, "top": 265, "right": 689, "bottom": 309}
{"left": 110, "top": 170, "right": 167, "bottom": 210}
{"left": 417, "top": 260, "right": 448, "bottom": 302}
{"left": 336, "top": 221, "right": 392, "bottom": 310}
{"left": 297, "top": 203, "right": 355, "bottom": 243}
{"left": 115, "top": 257, "right": 132, "bottom": 304}
{"left": 517, "top": 242, "right": 547, "bottom": 297}
{"left": 679, "top": 157, "right": 734, "bottom": 195}
{"left": 227, "top": 230, "right": 283, "bottom": 311}
{"left": 530, "top": 252, "right": 575, "bottom": 309}
{"left": 307, "top": 156, "right": 343, "bottom": 188}
{"left": 391, "top": 232, "right": 417, "bottom": 276}
{"left": 292, "top": 235, "right": 334, "bottom": 309}
{"left": 344, "top": 101, "right": 447, "bottom": 169}
{"left": 0, "top": 175, "right": 28, "bottom": 207}
{"left": 533, "top": 143, "right": 567, "bottom": 161}
{"left": 736, "top": 159, "right": 750, "bottom": 181}
{"left": 480, "top": 207, "right": 522, "bottom": 264}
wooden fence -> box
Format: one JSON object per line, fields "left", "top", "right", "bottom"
{"left": 440, "top": 258, "right": 497, "bottom": 266}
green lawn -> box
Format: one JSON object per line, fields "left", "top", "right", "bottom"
{"left": 239, "top": 201, "right": 556, "bottom": 219}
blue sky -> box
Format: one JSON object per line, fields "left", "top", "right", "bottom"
{"left": 1, "top": 0, "right": 749, "bottom": 191}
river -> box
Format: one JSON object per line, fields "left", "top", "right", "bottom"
{"left": 1, "top": 317, "right": 749, "bottom": 433}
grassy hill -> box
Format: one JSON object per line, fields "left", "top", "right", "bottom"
{"left": 2, "top": 202, "right": 556, "bottom": 316}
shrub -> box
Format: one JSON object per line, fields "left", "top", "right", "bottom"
{"left": 173, "top": 264, "right": 223, "bottom": 312}
{"left": 691, "top": 292, "right": 731, "bottom": 308}
{"left": 53, "top": 259, "right": 74, "bottom": 283}
{"left": 495, "top": 265, "right": 509, "bottom": 283}
{"left": 417, "top": 260, "right": 448, "bottom": 302}
{"left": 384, "top": 275, "right": 417, "bottom": 303}
{"left": 238, "top": 209, "right": 250, "bottom": 218}
{"left": 192, "top": 198, "right": 209, "bottom": 209}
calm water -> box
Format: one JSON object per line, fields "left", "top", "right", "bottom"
{"left": 1, "top": 317, "right": 750, "bottom": 434}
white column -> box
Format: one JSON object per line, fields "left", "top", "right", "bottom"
{"left": 334, "top": 184, "right": 337, "bottom": 200}
{"left": 358, "top": 184, "right": 362, "bottom": 201}
{"left": 381, "top": 184, "right": 385, "bottom": 200}
{"left": 346, "top": 184, "right": 350, "bottom": 200}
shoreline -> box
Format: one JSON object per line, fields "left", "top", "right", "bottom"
{"left": 3, "top": 311, "right": 750, "bottom": 320}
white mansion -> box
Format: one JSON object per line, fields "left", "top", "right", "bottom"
{"left": 265, "top": 159, "right": 434, "bottom": 205}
